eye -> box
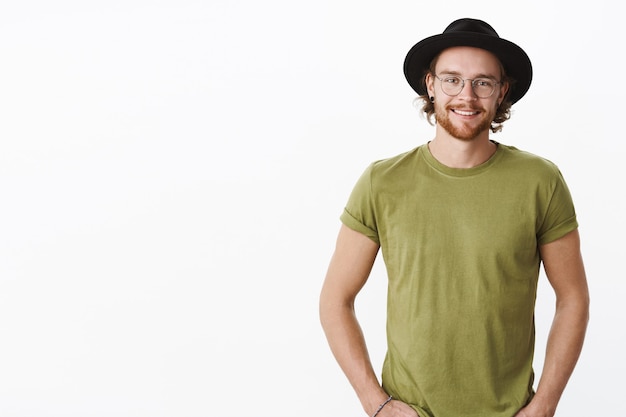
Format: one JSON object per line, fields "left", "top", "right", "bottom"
{"left": 443, "top": 76, "right": 461, "bottom": 85}
{"left": 474, "top": 79, "right": 494, "bottom": 88}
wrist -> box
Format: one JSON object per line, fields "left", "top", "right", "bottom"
{"left": 525, "top": 394, "right": 557, "bottom": 417}
{"left": 362, "top": 390, "right": 392, "bottom": 416}
{"left": 371, "top": 395, "right": 393, "bottom": 417}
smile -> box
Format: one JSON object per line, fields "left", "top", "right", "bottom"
{"left": 451, "top": 109, "right": 480, "bottom": 116}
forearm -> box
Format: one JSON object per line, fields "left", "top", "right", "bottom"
{"left": 517, "top": 230, "right": 591, "bottom": 417}
{"left": 530, "top": 298, "right": 589, "bottom": 416}
{"left": 320, "top": 301, "right": 389, "bottom": 415}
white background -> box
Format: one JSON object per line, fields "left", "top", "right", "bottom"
{"left": 0, "top": 1, "right": 623, "bottom": 416}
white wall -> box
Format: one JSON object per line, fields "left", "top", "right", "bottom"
{"left": 0, "top": 1, "right": 622, "bottom": 416}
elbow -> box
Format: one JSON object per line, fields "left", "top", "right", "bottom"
{"left": 576, "top": 293, "right": 591, "bottom": 320}
{"left": 556, "top": 290, "right": 590, "bottom": 326}
{"left": 318, "top": 285, "right": 333, "bottom": 330}
{"left": 319, "top": 286, "right": 355, "bottom": 331}
{"left": 579, "top": 285, "right": 591, "bottom": 324}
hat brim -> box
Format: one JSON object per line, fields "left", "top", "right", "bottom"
{"left": 404, "top": 32, "right": 532, "bottom": 104}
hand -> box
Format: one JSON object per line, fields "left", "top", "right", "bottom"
{"left": 513, "top": 408, "right": 530, "bottom": 417}
{"left": 376, "top": 399, "right": 419, "bottom": 417}
{"left": 512, "top": 402, "right": 553, "bottom": 417}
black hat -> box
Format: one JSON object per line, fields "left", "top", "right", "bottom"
{"left": 403, "top": 18, "right": 532, "bottom": 104}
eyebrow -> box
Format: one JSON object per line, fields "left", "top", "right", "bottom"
{"left": 438, "top": 70, "right": 498, "bottom": 80}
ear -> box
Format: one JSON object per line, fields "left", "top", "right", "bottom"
{"left": 424, "top": 72, "right": 435, "bottom": 97}
{"left": 498, "top": 81, "right": 510, "bottom": 103}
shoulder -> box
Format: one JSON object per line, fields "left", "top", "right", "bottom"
{"left": 367, "top": 145, "right": 424, "bottom": 178}
{"left": 346, "top": 147, "right": 422, "bottom": 199}
{"left": 497, "top": 144, "right": 563, "bottom": 178}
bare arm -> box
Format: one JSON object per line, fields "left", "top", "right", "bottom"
{"left": 515, "top": 229, "right": 590, "bottom": 417}
{"left": 319, "top": 225, "right": 417, "bottom": 417}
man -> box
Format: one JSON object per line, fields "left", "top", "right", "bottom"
{"left": 319, "top": 18, "right": 589, "bottom": 417}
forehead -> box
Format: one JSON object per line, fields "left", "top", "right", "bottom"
{"left": 434, "top": 46, "right": 503, "bottom": 77}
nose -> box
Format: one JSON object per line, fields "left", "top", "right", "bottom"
{"left": 457, "top": 79, "right": 478, "bottom": 100}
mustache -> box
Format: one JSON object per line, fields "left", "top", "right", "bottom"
{"left": 445, "top": 104, "right": 484, "bottom": 111}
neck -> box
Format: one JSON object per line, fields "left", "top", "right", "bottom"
{"left": 428, "top": 128, "right": 496, "bottom": 168}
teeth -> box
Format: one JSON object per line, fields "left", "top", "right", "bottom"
{"left": 454, "top": 109, "right": 477, "bottom": 116}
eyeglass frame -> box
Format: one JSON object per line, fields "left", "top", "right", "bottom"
{"left": 433, "top": 74, "right": 503, "bottom": 99}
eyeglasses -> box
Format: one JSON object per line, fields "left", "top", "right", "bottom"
{"left": 434, "top": 74, "right": 501, "bottom": 98}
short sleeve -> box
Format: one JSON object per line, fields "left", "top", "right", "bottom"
{"left": 339, "top": 163, "right": 380, "bottom": 244}
{"left": 537, "top": 168, "right": 578, "bottom": 245}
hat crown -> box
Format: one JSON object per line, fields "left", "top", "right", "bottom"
{"left": 443, "top": 18, "right": 499, "bottom": 38}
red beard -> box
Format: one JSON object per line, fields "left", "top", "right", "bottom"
{"left": 435, "top": 104, "right": 493, "bottom": 141}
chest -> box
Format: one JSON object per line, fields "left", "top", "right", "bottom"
{"left": 373, "top": 177, "right": 541, "bottom": 257}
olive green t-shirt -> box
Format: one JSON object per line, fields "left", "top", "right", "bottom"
{"left": 340, "top": 143, "right": 578, "bottom": 417}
